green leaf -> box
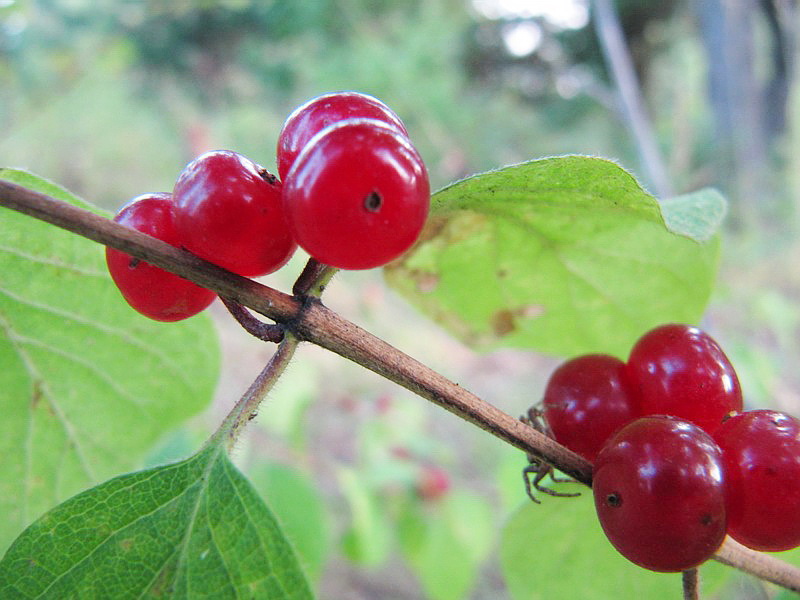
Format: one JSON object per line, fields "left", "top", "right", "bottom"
{"left": 338, "top": 467, "right": 392, "bottom": 567}
{"left": 249, "top": 463, "right": 330, "bottom": 583}
{"left": 499, "top": 491, "right": 733, "bottom": 600}
{"left": 385, "top": 156, "right": 721, "bottom": 357}
{"left": 399, "top": 491, "right": 495, "bottom": 600}
{"left": 0, "top": 169, "right": 220, "bottom": 551}
{"left": 0, "top": 444, "right": 313, "bottom": 599}
{"left": 661, "top": 188, "right": 727, "bottom": 243}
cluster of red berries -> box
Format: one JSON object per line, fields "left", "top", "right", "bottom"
{"left": 106, "top": 91, "right": 430, "bottom": 321}
{"left": 539, "top": 323, "right": 800, "bottom": 572}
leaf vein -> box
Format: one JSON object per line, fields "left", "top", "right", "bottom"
{"left": 0, "top": 286, "right": 196, "bottom": 391}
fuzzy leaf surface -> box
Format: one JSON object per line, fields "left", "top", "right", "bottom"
{"left": 0, "top": 445, "right": 313, "bottom": 599}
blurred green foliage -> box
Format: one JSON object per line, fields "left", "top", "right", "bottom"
{"left": 1, "top": 0, "right": 632, "bottom": 207}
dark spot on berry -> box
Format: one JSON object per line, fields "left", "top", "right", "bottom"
{"left": 606, "top": 492, "right": 622, "bottom": 508}
{"left": 700, "top": 514, "right": 713, "bottom": 526}
{"left": 364, "top": 190, "right": 382, "bottom": 213}
{"left": 128, "top": 257, "right": 141, "bottom": 269}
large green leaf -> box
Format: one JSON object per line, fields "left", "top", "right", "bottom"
{"left": 249, "top": 463, "right": 330, "bottom": 583}
{"left": 385, "top": 156, "right": 722, "bottom": 357}
{"left": 500, "top": 491, "right": 733, "bottom": 600}
{"left": 0, "top": 444, "right": 313, "bottom": 599}
{"left": 0, "top": 169, "right": 220, "bottom": 551}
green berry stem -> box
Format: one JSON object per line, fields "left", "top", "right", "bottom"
{"left": 292, "top": 257, "right": 338, "bottom": 298}
{"left": 3, "top": 179, "right": 800, "bottom": 592}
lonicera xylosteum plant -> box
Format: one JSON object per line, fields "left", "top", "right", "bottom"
{"left": 2, "top": 103, "right": 798, "bottom": 598}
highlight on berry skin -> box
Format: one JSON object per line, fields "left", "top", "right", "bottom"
{"left": 713, "top": 409, "right": 800, "bottom": 552}
{"left": 172, "top": 149, "right": 297, "bottom": 278}
{"left": 625, "top": 323, "right": 742, "bottom": 433}
{"left": 277, "top": 90, "right": 409, "bottom": 181}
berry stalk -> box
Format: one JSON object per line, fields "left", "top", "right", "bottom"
{"left": 214, "top": 333, "right": 300, "bottom": 451}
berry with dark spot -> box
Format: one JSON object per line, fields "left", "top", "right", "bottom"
{"left": 593, "top": 415, "right": 727, "bottom": 572}
{"left": 282, "top": 118, "right": 429, "bottom": 270}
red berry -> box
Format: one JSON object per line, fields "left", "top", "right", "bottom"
{"left": 283, "top": 118, "right": 429, "bottom": 270}
{"left": 713, "top": 410, "right": 800, "bottom": 552}
{"left": 172, "top": 150, "right": 296, "bottom": 277}
{"left": 626, "top": 324, "right": 742, "bottom": 433}
{"left": 593, "top": 416, "right": 727, "bottom": 572}
{"left": 106, "top": 193, "right": 216, "bottom": 322}
{"left": 277, "top": 91, "right": 408, "bottom": 181}
{"left": 542, "top": 354, "right": 638, "bottom": 463}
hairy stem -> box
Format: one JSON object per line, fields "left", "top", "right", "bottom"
{"left": 214, "top": 334, "right": 299, "bottom": 452}
{"left": 2, "top": 180, "right": 799, "bottom": 591}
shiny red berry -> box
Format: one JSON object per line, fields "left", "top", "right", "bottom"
{"left": 542, "top": 354, "right": 638, "bottom": 463}
{"left": 106, "top": 193, "right": 216, "bottom": 322}
{"left": 593, "top": 416, "right": 727, "bottom": 572}
{"left": 283, "top": 118, "right": 430, "bottom": 270}
{"left": 277, "top": 91, "right": 408, "bottom": 181}
{"left": 172, "top": 150, "right": 296, "bottom": 277}
{"left": 625, "top": 324, "right": 742, "bottom": 433}
{"left": 713, "top": 409, "right": 800, "bottom": 552}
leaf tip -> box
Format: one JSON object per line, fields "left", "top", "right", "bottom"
{"left": 660, "top": 188, "right": 728, "bottom": 243}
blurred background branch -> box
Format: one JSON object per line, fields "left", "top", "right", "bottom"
{"left": 592, "top": 0, "right": 672, "bottom": 199}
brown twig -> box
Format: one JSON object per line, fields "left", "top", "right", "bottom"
{"left": 714, "top": 536, "right": 800, "bottom": 593}
{"left": 0, "top": 179, "right": 592, "bottom": 483}
{"left": 682, "top": 568, "right": 699, "bottom": 600}
{"left": 2, "top": 180, "right": 800, "bottom": 591}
